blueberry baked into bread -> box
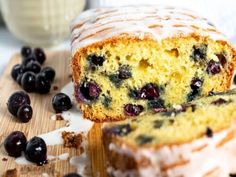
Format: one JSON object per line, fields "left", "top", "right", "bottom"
{"left": 71, "top": 6, "right": 236, "bottom": 122}
{"left": 103, "top": 89, "right": 236, "bottom": 177}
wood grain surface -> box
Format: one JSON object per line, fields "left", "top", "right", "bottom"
{"left": 0, "top": 51, "right": 107, "bottom": 177}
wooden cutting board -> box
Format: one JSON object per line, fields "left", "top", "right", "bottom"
{"left": 0, "top": 51, "right": 107, "bottom": 177}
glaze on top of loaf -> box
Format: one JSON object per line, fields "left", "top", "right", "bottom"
{"left": 71, "top": 6, "right": 226, "bottom": 55}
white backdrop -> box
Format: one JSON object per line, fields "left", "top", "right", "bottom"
{"left": 87, "top": 0, "right": 236, "bottom": 44}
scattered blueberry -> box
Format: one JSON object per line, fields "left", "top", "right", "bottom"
{"left": 11, "top": 64, "right": 24, "bottom": 81}
{"left": 88, "top": 54, "right": 105, "bottom": 66}
{"left": 4, "top": 131, "right": 27, "bottom": 157}
{"left": 41, "top": 67, "right": 56, "bottom": 82}
{"left": 21, "top": 72, "right": 36, "bottom": 92}
{"left": 25, "top": 137, "right": 47, "bottom": 166}
{"left": 76, "top": 81, "right": 101, "bottom": 103}
{"left": 34, "top": 48, "right": 46, "bottom": 64}
{"left": 190, "top": 78, "right": 203, "bottom": 91}
{"left": 108, "top": 74, "right": 122, "bottom": 87}
{"left": 187, "top": 90, "right": 199, "bottom": 102}
{"left": 107, "top": 124, "right": 132, "bottom": 137}
{"left": 140, "top": 83, "right": 159, "bottom": 100}
{"left": 118, "top": 65, "right": 132, "bottom": 79}
{"left": 7, "top": 91, "right": 30, "bottom": 116}
{"left": 136, "top": 135, "right": 153, "bottom": 145}
{"left": 147, "top": 99, "right": 167, "bottom": 113}
{"left": 52, "top": 93, "right": 72, "bottom": 113}
{"left": 233, "top": 75, "right": 236, "bottom": 85}
{"left": 63, "top": 173, "right": 82, "bottom": 177}
{"left": 211, "top": 98, "right": 228, "bottom": 105}
{"left": 35, "top": 73, "right": 51, "bottom": 94}
{"left": 21, "top": 46, "right": 32, "bottom": 59}
{"left": 206, "top": 59, "right": 221, "bottom": 75}
{"left": 17, "top": 104, "right": 33, "bottom": 123}
{"left": 153, "top": 120, "right": 163, "bottom": 129}
{"left": 16, "top": 74, "right": 23, "bottom": 86}
{"left": 124, "top": 104, "right": 143, "bottom": 116}
{"left": 128, "top": 89, "right": 140, "bottom": 99}
{"left": 25, "top": 61, "right": 41, "bottom": 73}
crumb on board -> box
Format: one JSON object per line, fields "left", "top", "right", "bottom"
{"left": 53, "top": 86, "right": 59, "bottom": 91}
{"left": 51, "top": 114, "right": 64, "bottom": 121}
{"left": 61, "top": 131, "right": 84, "bottom": 149}
{"left": 2, "top": 157, "right": 8, "bottom": 161}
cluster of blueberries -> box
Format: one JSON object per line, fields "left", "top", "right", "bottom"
{"left": 11, "top": 46, "right": 55, "bottom": 93}
{"left": 4, "top": 47, "right": 81, "bottom": 176}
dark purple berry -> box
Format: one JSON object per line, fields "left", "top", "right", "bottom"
{"left": 136, "top": 135, "right": 153, "bottom": 145}
{"left": 233, "top": 75, "right": 236, "bottom": 85}
{"left": 52, "top": 93, "right": 72, "bottom": 113}
{"left": 41, "top": 67, "right": 55, "bottom": 81}
{"left": 25, "top": 61, "right": 41, "bottom": 73}
{"left": 35, "top": 73, "right": 51, "bottom": 94}
{"left": 124, "top": 104, "right": 143, "bottom": 116}
{"left": 211, "top": 98, "right": 227, "bottom": 105}
{"left": 63, "top": 173, "right": 82, "bottom": 177}
{"left": 190, "top": 44, "right": 207, "bottom": 61}
{"left": 7, "top": 91, "right": 30, "bottom": 116}
{"left": 206, "top": 127, "right": 213, "bottom": 138}
{"left": 22, "top": 56, "right": 36, "bottom": 66}
{"left": 76, "top": 81, "right": 101, "bottom": 103}
{"left": 11, "top": 64, "right": 24, "bottom": 81}
{"left": 25, "top": 137, "right": 47, "bottom": 166}
{"left": 21, "top": 72, "right": 36, "bottom": 92}
{"left": 107, "top": 124, "right": 131, "bottom": 137}
{"left": 128, "top": 89, "right": 140, "bottom": 99}
{"left": 4, "top": 131, "right": 27, "bottom": 157}
{"left": 190, "top": 78, "right": 203, "bottom": 91}
{"left": 118, "top": 65, "right": 132, "bottom": 79}
{"left": 34, "top": 48, "right": 46, "bottom": 64}
{"left": 88, "top": 54, "right": 105, "bottom": 66}
{"left": 17, "top": 104, "right": 33, "bottom": 123}
{"left": 140, "top": 83, "right": 159, "bottom": 100}
{"left": 206, "top": 60, "right": 221, "bottom": 75}
{"left": 21, "top": 46, "right": 32, "bottom": 59}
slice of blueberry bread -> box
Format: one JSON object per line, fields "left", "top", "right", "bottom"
{"left": 71, "top": 6, "right": 236, "bottom": 122}
{"left": 103, "top": 89, "right": 236, "bottom": 177}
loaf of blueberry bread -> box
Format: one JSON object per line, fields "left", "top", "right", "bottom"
{"left": 70, "top": 6, "right": 236, "bottom": 122}
{"left": 103, "top": 89, "right": 236, "bottom": 177}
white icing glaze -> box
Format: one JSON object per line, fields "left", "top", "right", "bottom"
{"left": 15, "top": 153, "right": 34, "bottom": 165}
{"left": 38, "top": 82, "right": 94, "bottom": 146}
{"left": 70, "top": 152, "right": 92, "bottom": 177}
{"left": 71, "top": 6, "right": 227, "bottom": 56}
{"left": 108, "top": 124, "right": 236, "bottom": 177}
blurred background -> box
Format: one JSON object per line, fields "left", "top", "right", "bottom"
{"left": 0, "top": 0, "right": 235, "bottom": 73}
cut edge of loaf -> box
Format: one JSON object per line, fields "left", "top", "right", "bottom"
{"left": 71, "top": 33, "right": 236, "bottom": 122}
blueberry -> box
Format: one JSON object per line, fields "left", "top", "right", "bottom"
{"left": 140, "top": 83, "right": 159, "bottom": 100}
{"left": 7, "top": 91, "right": 30, "bottom": 116}
{"left": 124, "top": 104, "right": 143, "bottom": 116}
{"left": 101, "top": 95, "right": 112, "bottom": 108}
{"left": 106, "top": 124, "right": 132, "bottom": 137}
{"left": 135, "top": 135, "right": 153, "bottom": 145}
{"left": 206, "top": 60, "right": 221, "bottom": 75}
{"left": 11, "top": 64, "right": 24, "bottom": 81}
{"left": 206, "top": 127, "right": 213, "bottom": 138}
{"left": 4, "top": 131, "right": 27, "bottom": 157}
{"left": 21, "top": 72, "right": 36, "bottom": 92}
{"left": 190, "top": 44, "right": 207, "bottom": 62}
{"left": 211, "top": 98, "right": 227, "bottom": 105}
{"left": 118, "top": 65, "right": 132, "bottom": 79}
{"left": 153, "top": 120, "right": 163, "bottom": 129}
{"left": 25, "top": 137, "right": 47, "bottom": 166}
{"left": 187, "top": 90, "right": 199, "bottom": 102}
{"left": 190, "top": 78, "right": 203, "bottom": 91}
{"left": 233, "top": 75, "right": 236, "bottom": 85}
{"left": 35, "top": 73, "right": 51, "bottom": 94}
{"left": 25, "top": 61, "right": 41, "bottom": 73}
{"left": 108, "top": 74, "right": 122, "bottom": 87}
{"left": 63, "top": 173, "right": 82, "bottom": 177}
{"left": 17, "top": 104, "right": 33, "bottom": 123}
{"left": 22, "top": 56, "right": 36, "bottom": 66}
{"left": 147, "top": 99, "right": 167, "bottom": 113}
{"left": 52, "top": 93, "right": 72, "bottom": 113}
{"left": 41, "top": 67, "right": 56, "bottom": 82}
{"left": 34, "top": 48, "right": 46, "bottom": 64}
{"left": 75, "top": 81, "right": 101, "bottom": 103}
{"left": 21, "top": 46, "right": 32, "bottom": 59}
{"left": 88, "top": 54, "right": 105, "bottom": 66}
{"left": 128, "top": 89, "right": 140, "bottom": 99}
